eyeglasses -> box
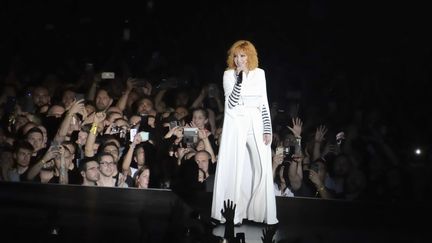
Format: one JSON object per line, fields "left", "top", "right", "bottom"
{"left": 100, "top": 161, "right": 117, "bottom": 167}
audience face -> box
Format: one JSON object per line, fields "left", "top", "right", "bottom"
{"left": 103, "top": 144, "right": 120, "bottom": 163}
{"left": 192, "top": 110, "right": 208, "bottom": 129}
{"left": 32, "top": 87, "right": 51, "bottom": 108}
{"left": 62, "top": 90, "right": 76, "bottom": 108}
{"left": 137, "top": 98, "right": 153, "bottom": 115}
{"left": 82, "top": 161, "right": 100, "bottom": 184}
{"left": 95, "top": 90, "right": 112, "bottom": 111}
{"left": 174, "top": 107, "right": 188, "bottom": 121}
{"left": 195, "top": 151, "right": 210, "bottom": 174}
{"left": 14, "top": 148, "right": 32, "bottom": 168}
{"left": 99, "top": 154, "right": 116, "bottom": 177}
{"left": 136, "top": 168, "right": 150, "bottom": 188}
{"left": 77, "top": 131, "right": 88, "bottom": 145}
{"left": 26, "top": 131, "right": 44, "bottom": 152}
{"left": 134, "top": 147, "right": 145, "bottom": 166}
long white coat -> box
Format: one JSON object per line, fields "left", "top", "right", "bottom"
{"left": 211, "top": 68, "right": 278, "bottom": 224}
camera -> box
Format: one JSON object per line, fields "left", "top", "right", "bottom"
{"left": 101, "top": 72, "right": 115, "bottom": 79}
{"left": 182, "top": 127, "right": 198, "bottom": 147}
{"left": 111, "top": 125, "right": 119, "bottom": 133}
{"left": 281, "top": 145, "right": 295, "bottom": 165}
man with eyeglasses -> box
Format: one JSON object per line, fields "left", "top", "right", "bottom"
{"left": 97, "top": 152, "right": 128, "bottom": 187}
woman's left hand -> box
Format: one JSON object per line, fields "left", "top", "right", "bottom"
{"left": 263, "top": 133, "right": 272, "bottom": 145}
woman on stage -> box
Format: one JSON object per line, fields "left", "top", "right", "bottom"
{"left": 211, "top": 40, "right": 278, "bottom": 225}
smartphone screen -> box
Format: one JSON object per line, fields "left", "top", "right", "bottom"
{"left": 129, "top": 128, "right": 138, "bottom": 142}
{"left": 139, "top": 131, "right": 149, "bottom": 141}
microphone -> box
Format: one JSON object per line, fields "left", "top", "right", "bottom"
{"left": 237, "top": 70, "right": 243, "bottom": 84}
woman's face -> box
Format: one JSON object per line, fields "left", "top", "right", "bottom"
{"left": 192, "top": 110, "right": 208, "bottom": 129}
{"left": 234, "top": 50, "right": 248, "bottom": 70}
{"left": 137, "top": 169, "right": 150, "bottom": 188}
{"left": 134, "top": 147, "right": 145, "bottom": 165}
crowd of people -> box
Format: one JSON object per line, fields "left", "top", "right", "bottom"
{"left": 0, "top": 44, "right": 428, "bottom": 242}
{"left": 0, "top": 56, "right": 416, "bottom": 202}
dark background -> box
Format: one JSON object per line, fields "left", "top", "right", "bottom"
{"left": 1, "top": 0, "right": 431, "bottom": 163}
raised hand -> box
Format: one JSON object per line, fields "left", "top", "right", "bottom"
{"left": 287, "top": 117, "right": 303, "bottom": 138}
{"left": 126, "top": 77, "right": 136, "bottom": 92}
{"left": 261, "top": 226, "right": 276, "bottom": 243}
{"left": 197, "top": 128, "right": 210, "bottom": 140}
{"left": 94, "top": 112, "right": 106, "bottom": 124}
{"left": 220, "top": 199, "right": 236, "bottom": 224}
{"left": 314, "top": 125, "right": 328, "bottom": 143}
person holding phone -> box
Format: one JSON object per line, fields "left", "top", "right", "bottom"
{"left": 211, "top": 40, "right": 278, "bottom": 225}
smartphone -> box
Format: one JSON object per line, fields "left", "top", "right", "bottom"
{"left": 139, "top": 131, "right": 149, "bottom": 141}
{"left": 169, "top": 120, "right": 180, "bottom": 130}
{"left": 129, "top": 128, "right": 138, "bottom": 142}
{"left": 101, "top": 72, "right": 115, "bottom": 79}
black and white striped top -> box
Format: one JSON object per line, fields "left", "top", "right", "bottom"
{"left": 227, "top": 76, "right": 272, "bottom": 134}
